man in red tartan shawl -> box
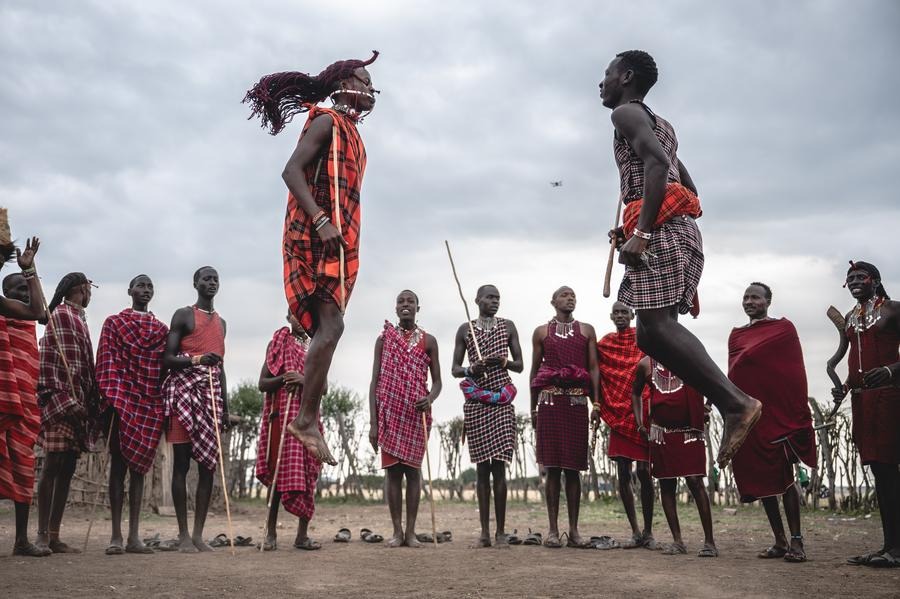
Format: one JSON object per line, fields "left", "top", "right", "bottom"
{"left": 161, "top": 266, "right": 228, "bottom": 553}
{"left": 529, "top": 286, "right": 599, "bottom": 549}
{"left": 96, "top": 274, "right": 168, "bottom": 555}
{"left": 245, "top": 51, "right": 379, "bottom": 467}
{"left": 256, "top": 312, "right": 322, "bottom": 551}
{"left": 599, "top": 50, "right": 761, "bottom": 468}
{"left": 0, "top": 237, "right": 51, "bottom": 557}
{"left": 595, "top": 301, "right": 657, "bottom": 549}
{"left": 36, "top": 271, "right": 102, "bottom": 554}
{"left": 369, "top": 290, "right": 442, "bottom": 548}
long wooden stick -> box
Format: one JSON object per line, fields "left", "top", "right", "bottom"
{"left": 443, "top": 240, "right": 482, "bottom": 360}
{"left": 332, "top": 125, "right": 346, "bottom": 313}
{"left": 208, "top": 368, "right": 236, "bottom": 556}
{"left": 259, "top": 390, "right": 296, "bottom": 551}
{"left": 421, "top": 411, "right": 438, "bottom": 548}
{"left": 603, "top": 193, "right": 625, "bottom": 298}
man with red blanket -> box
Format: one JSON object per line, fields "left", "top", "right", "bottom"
{"left": 96, "top": 274, "right": 168, "bottom": 555}
{"left": 530, "top": 286, "right": 599, "bottom": 548}
{"left": 833, "top": 262, "right": 900, "bottom": 568}
{"left": 369, "top": 290, "right": 442, "bottom": 548}
{"left": 0, "top": 237, "right": 50, "bottom": 557}
{"left": 729, "top": 282, "right": 816, "bottom": 563}
{"left": 256, "top": 312, "right": 321, "bottom": 551}
{"left": 245, "top": 51, "right": 379, "bottom": 466}
{"left": 599, "top": 50, "right": 761, "bottom": 467}
{"left": 595, "top": 301, "right": 656, "bottom": 548}
{"left": 36, "top": 272, "right": 103, "bottom": 554}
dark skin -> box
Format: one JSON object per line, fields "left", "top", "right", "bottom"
{"left": 529, "top": 287, "right": 599, "bottom": 547}
{"left": 451, "top": 285, "right": 523, "bottom": 548}
{"left": 105, "top": 275, "right": 157, "bottom": 555}
{"left": 369, "top": 291, "right": 443, "bottom": 548}
{"left": 36, "top": 279, "right": 92, "bottom": 554}
{"left": 282, "top": 67, "right": 376, "bottom": 467}
{"left": 0, "top": 238, "right": 47, "bottom": 322}
{"left": 594, "top": 301, "right": 654, "bottom": 545}
{"left": 257, "top": 313, "right": 318, "bottom": 550}
{"left": 163, "top": 267, "right": 227, "bottom": 553}
{"left": 833, "top": 269, "right": 900, "bottom": 562}
{"left": 632, "top": 357, "right": 716, "bottom": 555}
{"left": 599, "top": 55, "right": 761, "bottom": 467}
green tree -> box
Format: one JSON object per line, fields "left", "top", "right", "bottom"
{"left": 227, "top": 380, "right": 264, "bottom": 498}
{"left": 321, "top": 386, "right": 366, "bottom": 497}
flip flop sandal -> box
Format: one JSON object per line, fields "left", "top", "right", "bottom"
{"left": 360, "top": 528, "right": 384, "bottom": 543}
{"left": 622, "top": 533, "right": 646, "bottom": 549}
{"left": 698, "top": 546, "right": 719, "bottom": 558}
{"left": 643, "top": 537, "right": 662, "bottom": 551}
{"left": 105, "top": 544, "right": 125, "bottom": 556}
{"left": 12, "top": 542, "right": 51, "bottom": 557}
{"left": 661, "top": 542, "right": 688, "bottom": 555}
{"left": 294, "top": 538, "right": 322, "bottom": 551}
{"left": 125, "top": 543, "right": 155, "bottom": 555}
{"left": 865, "top": 553, "right": 900, "bottom": 568}
{"left": 543, "top": 534, "right": 563, "bottom": 548}
{"left": 142, "top": 534, "right": 161, "bottom": 549}
{"left": 784, "top": 549, "right": 807, "bottom": 563}
{"left": 440, "top": 530, "right": 453, "bottom": 542}
{"left": 333, "top": 528, "right": 352, "bottom": 543}
{"left": 208, "top": 534, "right": 230, "bottom": 548}
{"left": 758, "top": 545, "right": 788, "bottom": 559}
{"left": 589, "top": 535, "right": 621, "bottom": 550}
{"left": 157, "top": 539, "right": 180, "bottom": 552}
{"left": 507, "top": 530, "right": 523, "bottom": 545}
{"left": 522, "top": 529, "right": 543, "bottom": 546}
{"left": 847, "top": 550, "right": 884, "bottom": 565}
{"left": 566, "top": 535, "right": 591, "bottom": 549}
{"left": 234, "top": 536, "right": 254, "bottom": 547}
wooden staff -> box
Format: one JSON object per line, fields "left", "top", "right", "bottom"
{"left": 208, "top": 368, "right": 236, "bottom": 556}
{"left": 421, "top": 411, "right": 438, "bottom": 547}
{"left": 443, "top": 240, "right": 482, "bottom": 361}
{"left": 603, "top": 193, "right": 624, "bottom": 298}
{"left": 332, "top": 125, "right": 346, "bottom": 313}
{"left": 259, "top": 390, "right": 296, "bottom": 551}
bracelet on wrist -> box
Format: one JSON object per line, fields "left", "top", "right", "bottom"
{"left": 310, "top": 209, "right": 326, "bottom": 223}
{"left": 314, "top": 216, "right": 331, "bottom": 231}
{"left": 632, "top": 228, "right": 652, "bottom": 240}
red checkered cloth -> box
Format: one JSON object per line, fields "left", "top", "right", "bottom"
{"left": 613, "top": 100, "right": 682, "bottom": 202}
{"left": 622, "top": 182, "right": 702, "bottom": 239}
{"left": 37, "top": 303, "right": 103, "bottom": 454}
{"left": 255, "top": 327, "right": 321, "bottom": 520}
{"left": 0, "top": 318, "right": 41, "bottom": 502}
{"left": 162, "top": 362, "right": 224, "bottom": 472}
{"left": 465, "top": 318, "right": 513, "bottom": 392}
{"left": 96, "top": 309, "right": 168, "bottom": 475}
{"left": 375, "top": 322, "right": 432, "bottom": 468}
{"left": 283, "top": 105, "right": 366, "bottom": 335}
{"left": 597, "top": 328, "right": 648, "bottom": 449}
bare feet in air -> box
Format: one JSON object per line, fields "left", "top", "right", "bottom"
{"left": 405, "top": 531, "right": 423, "bottom": 548}
{"left": 716, "top": 396, "right": 762, "bottom": 467}
{"left": 287, "top": 419, "right": 337, "bottom": 465}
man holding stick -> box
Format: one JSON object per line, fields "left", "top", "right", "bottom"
{"left": 245, "top": 51, "right": 379, "bottom": 466}
{"left": 161, "top": 266, "right": 228, "bottom": 553}
{"left": 599, "top": 49, "right": 761, "bottom": 466}
{"left": 452, "top": 284, "right": 523, "bottom": 548}
{"left": 369, "top": 290, "right": 442, "bottom": 548}
{"left": 255, "top": 311, "right": 322, "bottom": 551}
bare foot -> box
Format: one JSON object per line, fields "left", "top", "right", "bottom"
{"left": 125, "top": 539, "right": 154, "bottom": 554}
{"left": 287, "top": 419, "right": 337, "bottom": 465}
{"left": 192, "top": 535, "right": 214, "bottom": 552}
{"left": 178, "top": 535, "right": 198, "bottom": 553}
{"left": 386, "top": 535, "right": 405, "bottom": 548}
{"left": 716, "top": 397, "right": 762, "bottom": 467}
{"left": 405, "top": 532, "right": 423, "bottom": 548}
{"left": 494, "top": 533, "right": 510, "bottom": 549}
{"left": 13, "top": 541, "right": 52, "bottom": 557}
{"left": 470, "top": 534, "right": 491, "bottom": 549}
{"left": 48, "top": 538, "right": 81, "bottom": 554}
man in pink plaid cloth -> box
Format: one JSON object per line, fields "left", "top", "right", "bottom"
{"left": 256, "top": 311, "right": 321, "bottom": 551}
{"left": 96, "top": 274, "right": 168, "bottom": 555}
{"left": 369, "top": 290, "right": 442, "bottom": 548}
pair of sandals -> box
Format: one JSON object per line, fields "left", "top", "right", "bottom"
{"left": 332, "top": 528, "right": 385, "bottom": 544}
{"left": 511, "top": 529, "right": 542, "bottom": 546}
{"left": 622, "top": 533, "right": 660, "bottom": 550}
{"left": 847, "top": 549, "right": 899, "bottom": 568}
{"left": 105, "top": 541, "right": 153, "bottom": 555}
{"left": 416, "top": 530, "right": 452, "bottom": 544}
{"left": 661, "top": 542, "right": 719, "bottom": 557}
{"left": 209, "top": 534, "right": 253, "bottom": 548}
{"left": 758, "top": 542, "right": 806, "bottom": 563}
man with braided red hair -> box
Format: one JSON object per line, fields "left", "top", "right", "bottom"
{"left": 245, "top": 51, "right": 379, "bottom": 465}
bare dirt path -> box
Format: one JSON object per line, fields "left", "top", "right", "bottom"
{"left": 1, "top": 500, "right": 898, "bottom": 598}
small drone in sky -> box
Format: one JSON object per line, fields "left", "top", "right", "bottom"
{"left": 550, "top": 181, "right": 563, "bottom": 187}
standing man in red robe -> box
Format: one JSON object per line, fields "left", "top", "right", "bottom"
{"left": 728, "top": 282, "right": 816, "bottom": 563}
{"left": 245, "top": 51, "right": 379, "bottom": 466}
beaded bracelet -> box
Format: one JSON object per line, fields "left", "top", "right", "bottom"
{"left": 22, "top": 267, "right": 36, "bottom": 279}
{"left": 314, "top": 216, "right": 331, "bottom": 231}
{"left": 632, "top": 228, "right": 652, "bottom": 240}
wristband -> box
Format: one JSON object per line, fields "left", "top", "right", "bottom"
{"left": 884, "top": 366, "right": 893, "bottom": 381}
{"left": 632, "top": 228, "right": 652, "bottom": 240}
{"left": 22, "top": 267, "right": 36, "bottom": 279}
{"left": 314, "top": 216, "right": 331, "bottom": 231}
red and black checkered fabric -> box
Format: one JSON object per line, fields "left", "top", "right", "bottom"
{"left": 597, "top": 328, "right": 648, "bottom": 448}
{"left": 613, "top": 100, "right": 681, "bottom": 203}
{"left": 96, "top": 309, "right": 168, "bottom": 475}
{"left": 162, "top": 363, "right": 223, "bottom": 472}
{"left": 464, "top": 402, "right": 515, "bottom": 464}
{"left": 465, "top": 318, "right": 513, "bottom": 392}
{"left": 536, "top": 399, "right": 589, "bottom": 471}
{"left": 375, "top": 322, "right": 431, "bottom": 468}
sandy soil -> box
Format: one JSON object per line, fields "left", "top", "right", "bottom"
{"left": 1, "top": 499, "right": 898, "bottom": 598}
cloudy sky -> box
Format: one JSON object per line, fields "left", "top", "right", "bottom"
{"left": 3, "top": 1, "right": 898, "bottom": 472}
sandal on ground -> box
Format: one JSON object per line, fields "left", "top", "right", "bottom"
{"left": 258, "top": 539, "right": 277, "bottom": 551}
{"left": 783, "top": 535, "right": 806, "bottom": 563}
{"left": 566, "top": 534, "right": 591, "bottom": 549}
{"left": 105, "top": 544, "right": 125, "bottom": 555}
{"left": 847, "top": 549, "right": 884, "bottom": 565}
{"left": 156, "top": 539, "right": 180, "bottom": 552}
{"left": 12, "top": 541, "right": 51, "bottom": 557}
{"left": 758, "top": 545, "right": 788, "bottom": 559}
{"left": 417, "top": 531, "right": 451, "bottom": 544}
{"left": 294, "top": 537, "right": 322, "bottom": 551}
{"left": 360, "top": 528, "right": 384, "bottom": 543}
{"left": 543, "top": 533, "right": 563, "bottom": 548}
{"left": 589, "top": 535, "right": 621, "bottom": 550}
{"left": 125, "top": 542, "right": 154, "bottom": 555}
{"left": 865, "top": 553, "right": 900, "bottom": 568}
{"left": 622, "top": 533, "right": 646, "bottom": 549}
{"left": 522, "top": 529, "right": 543, "bottom": 546}
{"left": 441, "top": 530, "right": 453, "bottom": 542}
{"left": 333, "top": 528, "right": 351, "bottom": 543}
{"left": 661, "top": 542, "right": 688, "bottom": 555}
{"left": 142, "top": 534, "right": 161, "bottom": 549}
{"left": 698, "top": 545, "right": 719, "bottom": 558}
{"left": 208, "top": 534, "right": 230, "bottom": 548}
{"left": 506, "top": 530, "right": 522, "bottom": 545}
{"left": 48, "top": 539, "right": 81, "bottom": 554}
{"left": 643, "top": 536, "right": 662, "bottom": 550}
{"left": 233, "top": 536, "right": 253, "bottom": 547}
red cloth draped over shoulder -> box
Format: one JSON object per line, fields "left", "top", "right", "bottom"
{"left": 596, "top": 328, "right": 648, "bottom": 447}
{"left": 622, "top": 182, "right": 702, "bottom": 239}
{"left": 283, "top": 105, "right": 366, "bottom": 334}
{"left": 0, "top": 317, "right": 23, "bottom": 433}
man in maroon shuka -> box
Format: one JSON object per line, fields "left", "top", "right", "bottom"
{"left": 728, "top": 283, "right": 815, "bottom": 563}
{"left": 599, "top": 50, "right": 761, "bottom": 467}
{"left": 369, "top": 290, "right": 442, "bottom": 548}
{"left": 633, "top": 356, "right": 717, "bottom": 557}
{"left": 529, "top": 286, "right": 599, "bottom": 548}
{"left": 833, "top": 262, "right": 900, "bottom": 568}
{"left": 96, "top": 274, "right": 168, "bottom": 555}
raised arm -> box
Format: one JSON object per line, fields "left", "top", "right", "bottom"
{"left": 417, "top": 334, "right": 443, "bottom": 411}
{"left": 368, "top": 335, "right": 384, "bottom": 451}
{"left": 631, "top": 357, "right": 651, "bottom": 439}
{"left": 0, "top": 237, "right": 47, "bottom": 321}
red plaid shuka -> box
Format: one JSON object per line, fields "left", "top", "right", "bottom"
{"left": 38, "top": 302, "right": 102, "bottom": 453}
{"left": 597, "top": 328, "right": 648, "bottom": 448}
{"left": 162, "top": 363, "right": 224, "bottom": 472}
{"left": 375, "top": 322, "right": 432, "bottom": 468}
{"left": 622, "top": 182, "right": 702, "bottom": 240}
{"left": 255, "top": 327, "right": 322, "bottom": 520}
{"left": 96, "top": 309, "right": 168, "bottom": 475}
{"left": 283, "top": 105, "right": 366, "bottom": 335}
{"left": 0, "top": 318, "right": 41, "bottom": 503}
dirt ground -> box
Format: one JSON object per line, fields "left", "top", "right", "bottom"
{"left": 1, "top": 498, "right": 898, "bottom": 598}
